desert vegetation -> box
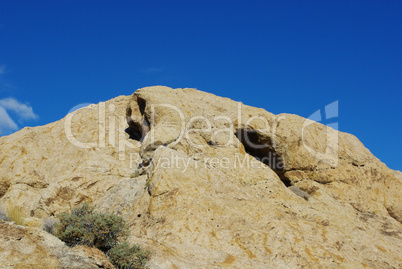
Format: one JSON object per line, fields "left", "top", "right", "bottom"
{"left": 108, "top": 241, "right": 151, "bottom": 269}
{"left": 3, "top": 206, "right": 25, "bottom": 225}
{"left": 43, "top": 202, "right": 150, "bottom": 269}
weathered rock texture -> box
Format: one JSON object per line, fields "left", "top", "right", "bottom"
{"left": 0, "top": 220, "right": 114, "bottom": 268}
{"left": 0, "top": 86, "right": 401, "bottom": 268}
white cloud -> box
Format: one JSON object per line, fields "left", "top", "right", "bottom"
{"left": 0, "top": 106, "right": 18, "bottom": 135}
{"left": 0, "top": 98, "right": 38, "bottom": 120}
{"left": 0, "top": 98, "right": 38, "bottom": 135}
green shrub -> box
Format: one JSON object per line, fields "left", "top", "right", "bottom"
{"left": 55, "top": 203, "right": 149, "bottom": 268}
{"left": 108, "top": 241, "right": 150, "bottom": 269}
{"left": 55, "top": 202, "right": 129, "bottom": 251}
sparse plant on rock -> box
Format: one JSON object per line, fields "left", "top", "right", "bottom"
{"left": 55, "top": 202, "right": 129, "bottom": 251}
{"left": 6, "top": 206, "right": 25, "bottom": 225}
{"left": 42, "top": 216, "right": 59, "bottom": 234}
{"left": 54, "top": 202, "right": 150, "bottom": 267}
{"left": 107, "top": 241, "right": 150, "bottom": 269}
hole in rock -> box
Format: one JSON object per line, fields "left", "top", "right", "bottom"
{"left": 126, "top": 96, "right": 150, "bottom": 142}
{"left": 125, "top": 126, "right": 142, "bottom": 141}
{"left": 137, "top": 96, "right": 146, "bottom": 115}
{"left": 275, "top": 171, "right": 292, "bottom": 187}
{"left": 236, "top": 128, "right": 291, "bottom": 187}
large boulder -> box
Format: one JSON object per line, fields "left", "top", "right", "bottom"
{"left": 1, "top": 86, "right": 401, "bottom": 268}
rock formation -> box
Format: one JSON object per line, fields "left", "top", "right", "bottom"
{"left": 0, "top": 220, "right": 113, "bottom": 268}
{"left": 0, "top": 86, "right": 401, "bottom": 268}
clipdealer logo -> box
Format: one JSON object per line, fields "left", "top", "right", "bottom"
{"left": 64, "top": 100, "right": 339, "bottom": 168}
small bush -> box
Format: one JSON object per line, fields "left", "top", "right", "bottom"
{"left": 42, "top": 216, "right": 59, "bottom": 234}
{"left": 55, "top": 203, "right": 149, "bottom": 268}
{"left": 108, "top": 241, "right": 150, "bottom": 269}
{"left": 7, "top": 206, "right": 25, "bottom": 225}
{"left": 0, "top": 206, "right": 10, "bottom": 222}
{"left": 55, "top": 202, "right": 129, "bottom": 251}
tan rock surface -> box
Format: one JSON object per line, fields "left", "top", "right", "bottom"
{"left": 1, "top": 86, "right": 401, "bottom": 268}
{"left": 0, "top": 95, "right": 140, "bottom": 218}
{"left": 0, "top": 220, "right": 114, "bottom": 268}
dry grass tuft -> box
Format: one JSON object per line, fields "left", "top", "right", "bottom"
{"left": 7, "top": 206, "right": 25, "bottom": 225}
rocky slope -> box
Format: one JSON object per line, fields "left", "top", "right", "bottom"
{"left": 0, "top": 220, "right": 113, "bottom": 268}
{"left": 0, "top": 86, "right": 401, "bottom": 268}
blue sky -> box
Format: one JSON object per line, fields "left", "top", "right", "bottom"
{"left": 0, "top": 0, "right": 401, "bottom": 170}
